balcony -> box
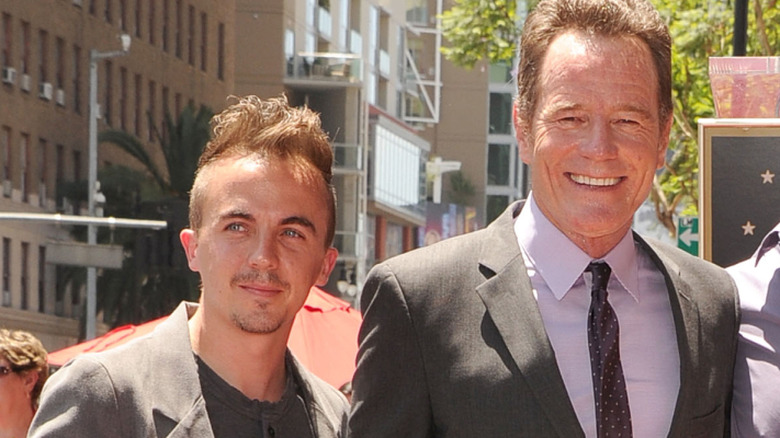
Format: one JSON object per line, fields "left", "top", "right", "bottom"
{"left": 333, "top": 142, "right": 362, "bottom": 173}
{"left": 286, "top": 52, "right": 362, "bottom": 86}
{"left": 334, "top": 231, "right": 360, "bottom": 261}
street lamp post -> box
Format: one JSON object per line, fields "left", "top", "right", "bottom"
{"left": 86, "top": 34, "right": 131, "bottom": 340}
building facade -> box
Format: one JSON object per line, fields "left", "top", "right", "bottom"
{"left": 0, "top": 0, "right": 235, "bottom": 348}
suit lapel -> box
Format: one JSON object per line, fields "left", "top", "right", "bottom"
{"left": 636, "top": 236, "right": 701, "bottom": 437}
{"left": 148, "top": 303, "right": 215, "bottom": 438}
{"left": 475, "top": 202, "right": 584, "bottom": 437}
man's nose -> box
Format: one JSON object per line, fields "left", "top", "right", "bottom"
{"left": 580, "top": 120, "right": 618, "bottom": 160}
{"left": 249, "top": 237, "right": 279, "bottom": 270}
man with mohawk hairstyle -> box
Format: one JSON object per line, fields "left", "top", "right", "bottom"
{"left": 30, "top": 95, "right": 347, "bottom": 438}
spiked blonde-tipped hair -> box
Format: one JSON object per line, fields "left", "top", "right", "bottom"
{"left": 189, "top": 95, "right": 336, "bottom": 247}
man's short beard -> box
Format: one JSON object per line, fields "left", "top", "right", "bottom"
{"left": 229, "top": 270, "right": 290, "bottom": 334}
{"left": 231, "top": 309, "right": 284, "bottom": 334}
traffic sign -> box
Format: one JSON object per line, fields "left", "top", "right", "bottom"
{"left": 677, "top": 217, "right": 699, "bottom": 256}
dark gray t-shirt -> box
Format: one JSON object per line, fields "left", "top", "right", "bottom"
{"left": 197, "top": 355, "right": 315, "bottom": 438}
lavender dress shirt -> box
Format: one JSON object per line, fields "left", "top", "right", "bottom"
{"left": 514, "top": 194, "right": 680, "bottom": 438}
{"left": 729, "top": 221, "right": 780, "bottom": 437}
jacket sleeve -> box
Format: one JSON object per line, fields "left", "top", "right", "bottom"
{"left": 28, "top": 356, "right": 122, "bottom": 438}
{"left": 348, "top": 262, "right": 433, "bottom": 438}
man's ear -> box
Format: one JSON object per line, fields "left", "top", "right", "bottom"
{"left": 180, "top": 228, "right": 200, "bottom": 272}
{"left": 22, "top": 370, "right": 39, "bottom": 395}
{"left": 514, "top": 102, "right": 533, "bottom": 164}
{"left": 656, "top": 113, "right": 673, "bottom": 170}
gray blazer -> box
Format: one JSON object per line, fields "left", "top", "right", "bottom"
{"left": 29, "top": 302, "right": 349, "bottom": 437}
{"left": 349, "top": 201, "right": 739, "bottom": 437}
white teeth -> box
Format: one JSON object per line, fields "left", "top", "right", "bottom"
{"left": 570, "top": 174, "right": 620, "bottom": 186}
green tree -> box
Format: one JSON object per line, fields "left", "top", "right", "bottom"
{"left": 99, "top": 103, "right": 213, "bottom": 197}
{"left": 440, "top": 0, "right": 780, "bottom": 236}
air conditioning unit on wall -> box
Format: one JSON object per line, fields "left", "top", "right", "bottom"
{"left": 20, "top": 74, "right": 31, "bottom": 92}
{"left": 55, "top": 88, "right": 66, "bottom": 106}
{"left": 1, "top": 67, "right": 16, "bottom": 85}
{"left": 39, "top": 82, "right": 53, "bottom": 100}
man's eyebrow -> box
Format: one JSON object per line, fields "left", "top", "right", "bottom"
{"left": 281, "top": 216, "right": 317, "bottom": 233}
{"left": 218, "top": 210, "right": 254, "bottom": 222}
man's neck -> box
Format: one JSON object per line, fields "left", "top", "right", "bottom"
{"left": 188, "top": 308, "right": 290, "bottom": 402}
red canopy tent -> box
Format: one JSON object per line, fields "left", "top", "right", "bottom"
{"left": 48, "top": 287, "right": 361, "bottom": 389}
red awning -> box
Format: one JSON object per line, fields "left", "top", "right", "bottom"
{"left": 48, "top": 287, "right": 361, "bottom": 389}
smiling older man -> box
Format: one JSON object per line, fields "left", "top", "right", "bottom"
{"left": 348, "top": 0, "right": 739, "bottom": 436}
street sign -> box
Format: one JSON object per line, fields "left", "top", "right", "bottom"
{"left": 677, "top": 217, "right": 699, "bottom": 256}
{"left": 47, "top": 242, "right": 124, "bottom": 269}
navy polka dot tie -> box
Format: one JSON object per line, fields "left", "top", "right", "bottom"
{"left": 587, "top": 262, "right": 632, "bottom": 437}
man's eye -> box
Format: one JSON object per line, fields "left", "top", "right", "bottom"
{"left": 558, "top": 116, "right": 583, "bottom": 125}
{"left": 283, "top": 229, "right": 303, "bottom": 238}
{"left": 226, "top": 223, "right": 245, "bottom": 232}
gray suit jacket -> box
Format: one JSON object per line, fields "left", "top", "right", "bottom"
{"left": 349, "top": 202, "right": 739, "bottom": 437}
{"left": 29, "top": 302, "right": 348, "bottom": 437}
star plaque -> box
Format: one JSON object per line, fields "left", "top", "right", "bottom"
{"left": 699, "top": 119, "right": 780, "bottom": 267}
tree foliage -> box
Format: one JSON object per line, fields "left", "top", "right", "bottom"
{"left": 440, "top": 0, "right": 780, "bottom": 236}
{"left": 74, "top": 104, "right": 214, "bottom": 328}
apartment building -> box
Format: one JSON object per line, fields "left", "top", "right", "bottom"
{"left": 406, "top": 0, "right": 527, "bottom": 231}
{"left": 0, "top": 0, "right": 235, "bottom": 348}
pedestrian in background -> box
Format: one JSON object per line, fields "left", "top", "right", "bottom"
{"left": 730, "top": 220, "right": 780, "bottom": 437}
{"left": 0, "top": 328, "right": 48, "bottom": 438}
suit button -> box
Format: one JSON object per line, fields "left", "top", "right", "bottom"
{"left": 267, "top": 426, "right": 275, "bottom": 437}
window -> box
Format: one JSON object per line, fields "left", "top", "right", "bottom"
{"left": 119, "top": 66, "right": 127, "bottom": 129}
{"left": 105, "top": 60, "right": 113, "bottom": 125}
{"left": 486, "top": 195, "right": 509, "bottom": 224}
{"left": 55, "top": 37, "right": 64, "bottom": 89}
{"left": 38, "top": 138, "right": 47, "bottom": 202}
{"left": 162, "top": 0, "right": 169, "bottom": 52}
{"left": 174, "top": 92, "right": 181, "bottom": 118}
{"left": 38, "top": 29, "right": 48, "bottom": 83}
{"left": 56, "top": 144, "right": 64, "bottom": 183}
{"left": 20, "top": 133, "right": 29, "bottom": 202}
{"left": 175, "top": 0, "right": 182, "bottom": 58}
{"left": 148, "top": 80, "right": 156, "bottom": 141}
{"left": 162, "top": 85, "right": 169, "bottom": 138}
{"left": 135, "top": 0, "right": 142, "bottom": 38}
{"left": 149, "top": 0, "right": 156, "bottom": 45}
{"left": 134, "top": 73, "right": 142, "bottom": 136}
{"left": 73, "top": 44, "right": 82, "bottom": 113}
{"left": 187, "top": 5, "right": 194, "bottom": 65}
{"left": 488, "top": 143, "right": 511, "bottom": 186}
{"left": 105, "top": 0, "right": 113, "bottom": 24}
{"left": 489, "top": 92, "right": 513, "bottom": 135}
{"left": 217, "top": 23, "right": 224, "bottom": 80}
{"left": 2, "top": 238, "right": 10, "bottom": 307}
{"left": 21, "top": 242, "right": 29, "bottom": 310}
{"left": 200, "top": 12, "right": 207, "bottom": 72}
{"left": 20, "top": 21, "right": 30, "bottom": 74}
{"left": 1, "top": 13, "right": 12, "bottom": 68}
{"left": 38, "top": 246, "right": 46, "bottom": 313}
{"left": 119, "top": 0, "right": 127, "bottom": 31}
{"left": 73, "top": 150, "right": 82, "bottom": 182}
{"left": 1, "top": 126, "right": 10, "bottom": 185}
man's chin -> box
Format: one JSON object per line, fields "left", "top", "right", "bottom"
{"left": 231, "top": 312, "right": 284, "bottom": 335}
